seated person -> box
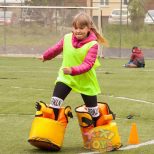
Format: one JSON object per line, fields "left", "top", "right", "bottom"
{"left": 124, "top": 46, "right": 145, "bottom": 68}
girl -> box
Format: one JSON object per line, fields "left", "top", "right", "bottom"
{"left": 124, "top": 46, "right": 145, "bottom": 68}
{"left": 38, "top": 12, "right": 108, "bottom": 125}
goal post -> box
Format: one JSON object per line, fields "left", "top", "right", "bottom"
{"left": 0, "top": 5, "right": 103, "bottom": 56}
{"left": 0, "top": 5, "right": 102, "bottom": 33}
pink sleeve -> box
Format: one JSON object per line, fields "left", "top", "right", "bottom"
{"left": 130, "top": 53, "right": 135, "bottom": 61}
{"left": 43, "top": 39, "right": 64, "bottom": 60}
{"left": 71, "top": 44, "right": 98, "bottom": 76}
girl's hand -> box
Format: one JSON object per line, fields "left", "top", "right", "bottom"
{"left": 63, "top": 67, "right": 72, "bottom": 75}
{"left": 38, "top": 55, "right": 45, "bottom": 62}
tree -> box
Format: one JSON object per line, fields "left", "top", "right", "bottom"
{"left": 128, "top": 0, "right": 145, "bottom": 31}
{"left": 25, "top": 0, "right": 62, "bottom": 6}
{"left": 24, "top": 0, "right": 63, "bottom": 27}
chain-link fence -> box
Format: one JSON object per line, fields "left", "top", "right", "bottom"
{"left": 0, "top": 1, "right": 154, "bottom": 58}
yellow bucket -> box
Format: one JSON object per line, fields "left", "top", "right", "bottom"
{"left": 28, "top": 117, "right": 66, "bottom": 151}
{"left": 82, "top": 122, "right": 122, "bottom": 152}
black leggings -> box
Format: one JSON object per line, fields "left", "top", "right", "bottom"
{"left": 52, "top": 82, "right": 97, "bottom": 107}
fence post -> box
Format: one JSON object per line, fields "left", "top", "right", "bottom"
{"left": 98, "top": 7, "right": 104, "bottom": 58}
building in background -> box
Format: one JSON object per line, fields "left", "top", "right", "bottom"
{"left": 0, "top": 0, "right": 25, "bottom": 4}
{"left": 0, "top": 0, "right": 153, "bottom": 26}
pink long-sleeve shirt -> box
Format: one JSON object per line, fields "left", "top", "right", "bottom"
{"left": 43, "top": 32, "right": 98, "bottom": 75}
{"left": 130, "top": 48, "right": 145, "bottom": 65}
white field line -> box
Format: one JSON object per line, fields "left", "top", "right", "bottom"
{"left": 119, "top": 140, "right": 154, "bottom": 150}
{"left": 0, "top": 70, "right": 55, "bottom": 73}
{"left": 79, "top": 152, "right": 99, "bottom": 154}
{"left": 96, "top": 69, "right": 154, "bottom": 72}
{"left": 109, "top": 95, "right": 154, "bottom": 105}
{"left": 10, "top": 86, "right": 154, "bottom": 105}
{"left": 0, "top": 54, "right": 62, "bottom": 58}
{"left": 11, "top": 86, "right": 45, "bottom": 91}
{"left": 142, "top": 70, "right": 154, "bottom": 72}
{"left": 79, "top": 140, "right": 154, "bottom": 154}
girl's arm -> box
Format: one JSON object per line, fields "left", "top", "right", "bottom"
{"left": 42, "top": 38, "right": 64, "bottom": 61}
{"left": 71, "top": 44, "right": 98, "bottom": 75}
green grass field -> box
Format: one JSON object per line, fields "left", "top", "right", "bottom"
{"left": 0, "top": 25, "right": 154, "bottom": 48}
{"left": 0, "top": 57, "right": 154, "bottom": 154}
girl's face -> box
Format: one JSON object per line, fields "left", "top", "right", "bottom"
{"left": 72, "top": 25, "right": 90, "bottom": 40}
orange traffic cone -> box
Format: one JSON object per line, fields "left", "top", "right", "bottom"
{"left": 128, "top": 123, "right": 140, "bottom": 144}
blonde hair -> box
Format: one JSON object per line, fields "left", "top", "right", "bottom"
{"left": 72, "top": 12, "right": 108, "bottom": 46}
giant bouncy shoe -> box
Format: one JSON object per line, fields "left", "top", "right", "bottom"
{"left": 75, "top": 102, "right": 121, "bottom": 152}
{"left": 96, "top": 102, "right": 115, "bottom": 126}
{"left": 28, "top": 100, "right": 73, "bottom": 151}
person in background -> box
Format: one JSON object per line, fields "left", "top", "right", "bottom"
{"left": 124, "top": 46, "right": 145, "bottom": 68}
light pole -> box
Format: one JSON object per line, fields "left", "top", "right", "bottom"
{"left": 3, "top": 0, "right": 6, "bottom": 52}
{"left": 119, "top": 0, "right": 123, "bottom": 58}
